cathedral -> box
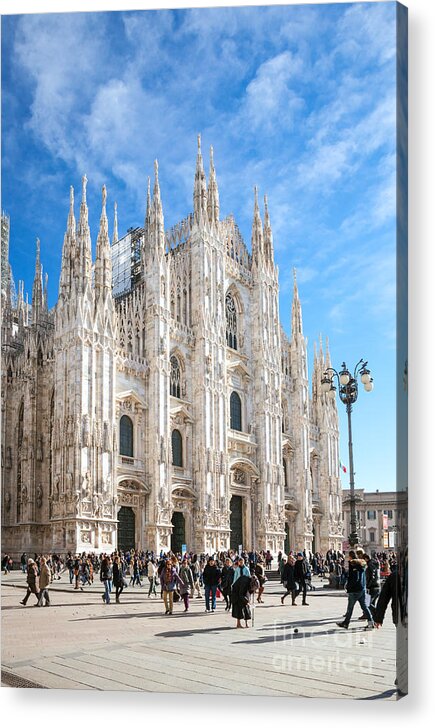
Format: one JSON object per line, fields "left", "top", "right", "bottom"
{"left": 1, "top": 138, "right": 343, "bottom": 558}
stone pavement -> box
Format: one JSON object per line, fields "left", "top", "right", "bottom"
{"left": 1, "top": 571, "right": 397, "bottom": 698}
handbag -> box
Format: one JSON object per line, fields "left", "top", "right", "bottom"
{"left": 173, "top": 590, "right": 180, "bottom": 602}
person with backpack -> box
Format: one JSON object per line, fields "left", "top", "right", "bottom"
{"left": 336, "top": 549, "right": 375, "bottom": 630}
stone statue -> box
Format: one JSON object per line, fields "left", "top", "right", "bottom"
{"left": 5, "top": 492, "right": 11, "bottom": 512}
{"left": 36, "top": 483, "right": 43, "bottom": 508}
{"left": 82, "top": 471, "right": 91, "bottom": 498}
{"left": 21, "top": 484, "right": 28, "bottom": 504}
{"left": 53, "top": 477, "right": 60, "bottom": 501}
{"left": 6, "top": 446, "right": 12, "bottom": 469}
{"left": 92, "top": 492, "right": 99, "bottom": 517}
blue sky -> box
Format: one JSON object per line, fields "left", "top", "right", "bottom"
{"left": 1, "top": 2, "right": 399, "bottom": 492}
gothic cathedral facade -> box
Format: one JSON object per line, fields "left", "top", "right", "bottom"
{"left": 1, "top": 139, "right": 343, "bottom": 557}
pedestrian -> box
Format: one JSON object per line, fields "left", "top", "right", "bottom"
{"left": 293, "top": 552, "right": 310, "bottom": 606}
{"left": 20, "top": 552, "right": 27, "bottom": 573}
{"left": 130, "top": 555, "right": 142, "bottom": 587}
{"left": 20, "top": 558, "right": 40, "bottom": 606}
{"left": 231, "top": 571, "right": 252, "bottom": 628}
{"left": 147, "top": 558, "right": 157, "bottom": 597}
{"left": 179, "top": 557, "right": 194, "bottom": 612}
{"left": 160, "top": 560, "right": 182, "bottom": 615}
{"left": 37, "top": 556, "right": 51, "bottom": 606}
{"left": 190, "top": 555, "right": 202, "bottom": 598}
{"left": 336, "top": 549, "right": 375, "bottom": 630}
{"left": 232, "top": 556, "right": 250, "bottom": 585}
{"left": 100, "top": 555, "right": 113, "bottom": 604}
{"left": 203, "top": 556, "right": 221, "bottom": 613}
{"left": 221, "top": 557, "right": 235, "bottom": 611}
{"left": 255, "top": 558, "right": 267, "bottom": 603}
{"left": 281, "top": 555, "right": 297, "bottom": 605}
{"left": 112, "top": 555, "right": 124, "bottom": 603}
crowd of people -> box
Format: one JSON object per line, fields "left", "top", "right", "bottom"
{"left": 2, "top": 546, "right": 399, "bottom": 630}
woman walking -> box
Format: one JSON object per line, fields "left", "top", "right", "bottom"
{"left": 113, "top": 555, "right": 124, "bottom": 603}
{"left": 20, "top": 558, "right": 40, "bottom": 606}
{"left": 100, "top": 556, "right": 113, "bottom": 604}
{"left": 160, "top": 560, "right": 182, "bottom": 615}
{"left": 179, "top": 557, "right": 194, "bottom": 612}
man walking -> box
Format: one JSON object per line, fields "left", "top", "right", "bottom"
{"left": 294, "top": 552, "right": 310, "bottom": 606}
{"left": 336, "top": 549, "right": 375, "bottom": 630}
{"left": 37, "top": 556, "right": 51, "bottom": 606}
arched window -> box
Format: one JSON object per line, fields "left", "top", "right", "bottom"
{"left": 119, "top": 415, "right": 134, "bottom": 457}
{"left": 172, "top": 429, "right": 183, "bottom": 467}
{"left": 230, "top": 391, "right": 242, "bottom": 431}
{"left": 226, "top": 292, "right": 238, "bottom": 349}
{"left": 170, "top": 355, "right": 181, "bottom": 398}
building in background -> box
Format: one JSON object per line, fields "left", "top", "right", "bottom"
{"left": 342, "top": 488, "right": 398, "bottom": 552}
{"left": 1, "top": 139, "right": 343, "bottom": 557}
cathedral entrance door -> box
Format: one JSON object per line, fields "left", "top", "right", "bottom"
{"left": 118, "top": 506, "right": 135, "bottom": 552}
{"left": 171, "top": 512, "right": 185, "bottom": 554}
{"left": 230, "top": 495, "right": 243, "bottom": 551}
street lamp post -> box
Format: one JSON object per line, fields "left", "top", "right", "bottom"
{"left": 321, "top": 359, "right": 374, "bottom": 548}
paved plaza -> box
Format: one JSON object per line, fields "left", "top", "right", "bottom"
{"left": 1, "top": 572, "right": 397, "bottom": 699}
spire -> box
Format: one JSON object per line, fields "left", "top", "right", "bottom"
{"left": 251, "top": 186, "right": 264, "bottom": 265}
{"left": 149, "top": 160, "right": 165, "bottom": 255}
{"left": 263, "top": 194, "right": 274, "bottom": 264}
{"left": 207, "top": 145, "right": 220, "bottom": 227}
{"left": 67, "top": 185, "right": 76, "bottom": 236}
{"left": 112, "top": 201, "right": 118, "bottom": 244}
{"left": 32, "top": 237, "right": 43, "bottom": 324}
{"left": 193, "top": 134, "right": 207, "bottom": 225}
{"left": 43, "top": 272, "right": 48, "bottom": 311}
{"left": 59, "top": 185, "right": 77, "bottom": 299}
{"left": 95, "top": 184, "right": 112, "bottom": 297}
{"left": 291, "top": 268, "right": 303, "bottom": 337}
{"left": 144, "top": 176, "right": 151, "bottom": 232}
{"left": 77, "top": 174, "right": 92, "bottom": 291}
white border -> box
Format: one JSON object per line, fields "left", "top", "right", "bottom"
{"left": 1, "top": 0, "right": 434, "bottom": 723}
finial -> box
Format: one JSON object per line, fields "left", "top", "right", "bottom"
{"left": 264, "top": 193, "right": 269, "bottom": 212}
{"left": 82, "top": 174, "right": 87, "bottom": 202}
{"left": 70, "top": 186, "right": 74, "bottom": 207}
{"left": 197, "top": 133, "right": 201, "bottom": 151}
{"left": 102, "top": 184, "right": 107, "bottom": 212}
{"left": 147, "top": 176, "right": 151, "bottom": 198}
{"left": 293, "top": 267, "right": 298, "bottom": 287}
{"left": 154, "top": 159, "right": 159, "bottom": 181}
{"left": 210, "top": 145, "right": 214, "bottom": 165}
{"left": 36, "top": 237, "right": 40, "bottom": 260}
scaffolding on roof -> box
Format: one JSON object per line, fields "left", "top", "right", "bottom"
{"left": 111, "top": 226, "right": 143, "bottom": 298}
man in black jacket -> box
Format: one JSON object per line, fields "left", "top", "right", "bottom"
{"left": 294, "top": 552, "right": 309, "bottom": 606}
{"left": 202, "top": 557, "right": 221, "bottom": 613}
{"left": 336, "top": 550, "right": 374, "bottom": 629}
